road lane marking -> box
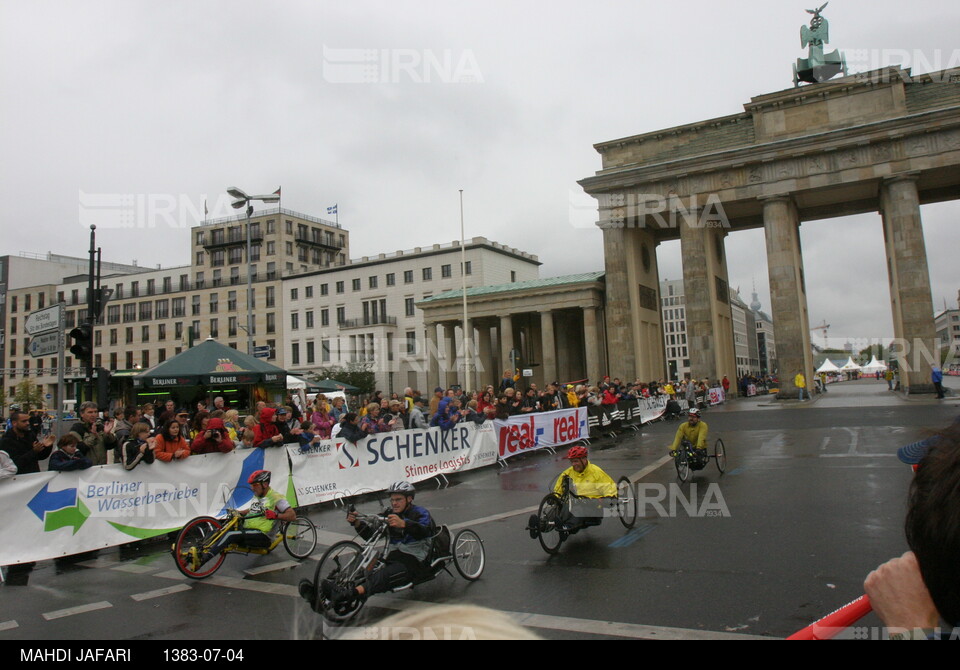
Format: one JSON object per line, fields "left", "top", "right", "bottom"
{"left": 131, "top": 584, "right": 192, "bottom": 601}
{"left": 608, "top": 524, "right": 656, "bottom": 548}
{"left": 111, "top": 563, "right": 158, "bottom": 574}
{"left": 42, "top": 601, "right": 112, "bottom": 620}
{"left": 0, "top": 620, "right": 18, "bottom": 631}
{"left": 243, "top": 560, "right": 301, "bottom": 576}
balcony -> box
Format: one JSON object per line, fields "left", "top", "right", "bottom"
{"left": 203, "top": 231, "right": 263, "bottom": 250}
{"left": 294, "top": 233, "right": 342, "bottom": 251}
{"left": 338, "top": 315, "right": 397, "bottom": 330}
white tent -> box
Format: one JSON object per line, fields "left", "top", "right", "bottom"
{"left": 840, "top": 357, "right": 862, "bottom": 371}
{"left": 816, "top": 358, "right": 841, "bottom": 373}
{"left": 860, "top": 356, "right": 888, "bottom": 373}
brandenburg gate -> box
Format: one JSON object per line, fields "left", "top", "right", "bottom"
{"left": 580, "top": 66, "right": 960, "bottom": 395}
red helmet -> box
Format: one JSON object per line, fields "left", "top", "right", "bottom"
{"left": 248, "top": 469, "right": 271, "bottom": 485}
{"left": 566, "top": 445, "right": 588, "bottom": 460}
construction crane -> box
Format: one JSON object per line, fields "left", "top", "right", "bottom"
{"left": 810, "top": 320, "right": 830, "bottom": 348}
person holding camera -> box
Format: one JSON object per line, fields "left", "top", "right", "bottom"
{"left": 68, "top": 401, "right": 117, "bottom": 466}
{"left": 189, "top": 417, "right": 236, "bottom": 455}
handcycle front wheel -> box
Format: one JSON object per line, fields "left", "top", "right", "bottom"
{"left": 714, "top": 438, "right": 727, "bottom": 474}
{"left": 537, "top": 494, "right": 566, "bottom": 555}
{"left": 452, "top": 529, "right": 485, "bottom": 581}
{"left": 282, "top": 516, "right": 318, "bottom": 559}
{"left": 173, "top": 516, "right": 226, "bottom": 579}
{"left": 616, "top": 476, "right": 637, "bottom": 529}
{"left": 675, "top": 450, "right": 690, "bottom": 483}
{"left": 313, "top": 540, "right": 365, "bottom": 622}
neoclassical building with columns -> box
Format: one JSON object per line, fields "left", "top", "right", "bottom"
{"left": 580, "top": 66, "right": 960, "bottom": 396}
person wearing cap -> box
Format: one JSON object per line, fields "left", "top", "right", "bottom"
{"left": 668, "top": 407, "right": 709, "bottom": 458}
{"left": 897, "top": 416, "right": 960, "bottom": 469}
{"left": 409, "top": 396, "right": 429, "bottom": 429}
{"left": 865, "top": 420, "right": 960, "bottom": 637}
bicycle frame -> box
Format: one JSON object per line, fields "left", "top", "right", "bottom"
{"left": 203, "top": 511, "right": 284, "bottom": 557}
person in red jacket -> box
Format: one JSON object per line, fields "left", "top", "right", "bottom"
{"left": 190, "top": 417, "right": 235, "bottom": 454}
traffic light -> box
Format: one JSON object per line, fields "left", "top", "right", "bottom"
{"left": 96, "top": 367, "right": 111, "bottom": 411}
{"left": 69, "top": 323, "right": 93, "bottom": 361}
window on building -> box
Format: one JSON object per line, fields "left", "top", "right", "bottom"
{"left": 404, "top": 270, "right": 414, "bottom": 284}
{"left": 441, "top": 264, "right": 451, "bottom": 278}
{"left": 139, "top": 301, "right": 152, "bottom": 320}
{"left": 142, "top": 325, "right": 150, "bottom": 342}
{"left": 291, "top": 288, "right": 298, "bottom": 301}
{"left": 291, "top": 343, "right": 300, "bottom": 366}
{"left": 209, "top": 293, "right": 218, "bottom": 313}
{"left": 266, "top": 313, "right": 275, "bottom": 334}
{"left": 291, "top": 312, "right": 299, "bottom": 330}
{"left": 336, "top": 306, "right": 345, "bottom": 325}
{"left": 192, "top": 295, "right": 201, "bottom": 315}
{"left": 386, "top": 273, "right": 395, "bottom": 286}
{"left": 110, "top": 329, "right": 118, "bottom": 345}
{"left": 125, "top": 327, "right": 134, "bottom": 344}
{"left": 405, "top": 298, "right": 415, "bottom": 317}
{"left": 210, "top": 318, "right": 218, "bottom": 338}
{"left": 352, "top": 278, "right": 361, "bottom": 291}
{"left": 305, "top": 285, "right": 313, "bottom": 299}
{"left": 173, "top": 297, "right": 186, "bottom": 317}
{"left": 158, "top": 323, "right": 166, "bottom": 341}
{"left": 306, "top": 341, "right": 315, "bottom": 364}
{"left": 320, "top": 283, "right": 329, "bottom": 296}
{"left": 336, "top": 281, "right": 344, "bottom": 294}
{"left": 306, "top": 311, "right": 314, "bottom": 328}
{"left": 422, "top": 268, "right": 432, "bottom": 281}
{"left": 463, "top": 261, "right": 472, "bottom": 275}
{"left": 322, "top": 339, "right": 330, "bottom": 363}
{"left": 321, "top": 309, "right": 329, "bottom": 327}
{"left": 266, "top": 286, "right": 275, "bottom": 308}
{"left": 123, "top": 304, "right": 136, "bottom": 322}
{"left": 369, "top": 276, "right": 378, "bottom": 289}
{"left": 227, "top": 291, "right": 237, "bottom": 311}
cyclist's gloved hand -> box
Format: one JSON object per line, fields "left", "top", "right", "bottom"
{"left": 264, "top": 509, "right": 278, "bottom": 520}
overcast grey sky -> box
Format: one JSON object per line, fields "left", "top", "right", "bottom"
{"left": 1, "top": 0, "right": 957, "bottom": 346}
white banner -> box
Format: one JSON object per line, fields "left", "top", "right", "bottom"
{"left": 289, "top": 421, "right": 500, "bottom": 506}
{"left": 494, "top": 407, "right": 588, "bottom": 461}
{"left": 708, "top": 388, "right": 726, "bottom": 405}
{"left": 0, "top": 447, "right": 289, "bottom": 565}
{"left": 635, "top": 396, "right": 668, "bottom": 423}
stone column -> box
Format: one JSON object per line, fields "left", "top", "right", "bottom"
{"left": 441, "top": 322, "right": 456, "bottom": 388}
{"left": 540, "top": 310, "right": 557, "bottom": 386}
{"left": 583, "top": 305, "right": 601, "bottom": 383}
{"left": 425, "top": 323, "right": 439, "bottom": 390}
{"left": 477, "top": 323, "right": 493, "bottom": 389}
{"left": 499, "top": 314, "right": 515, "bottom": 378}
{"left": 680, "top": 216, "right": 736, "bottom": 385}
{"left": 762, "top": 196, "right": 813, "bottom": 399}
{"left": 601, "top": 226, "right": 636, "bottom": 378}
{"left": 880, "top": 175, "right": 937, "bottom": 393}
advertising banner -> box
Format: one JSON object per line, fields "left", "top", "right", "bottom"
{"left": 708, "top": 388, "right": 726, "bottom": 405}
{"left": 0, "top": 447, "right": 289, "bottom": 565}
{"left": 494, "top": 407, "right": 588, "bottom": 461}
{"left": 289, "top": 421, "right": 499, "bottom": 506}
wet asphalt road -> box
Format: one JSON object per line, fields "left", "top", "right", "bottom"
{"left": 2, "top": 378, "right": 958, "bottom": 641}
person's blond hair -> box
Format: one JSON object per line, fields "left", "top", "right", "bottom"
{"left": 345, "top": 604, "right": 540, "bottom": 640}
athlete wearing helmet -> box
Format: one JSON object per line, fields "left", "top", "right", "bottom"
{"left": 668, "top": 407, "right": 709, "bottom": 458}
{"left": 200, "top": 470, "right": 296, "bottom": 561}
{"left": 528, "top": 446, "right": 616, "bottom": 538}
{"left": 305, "top": 481, "right": 436, "bottom": 605}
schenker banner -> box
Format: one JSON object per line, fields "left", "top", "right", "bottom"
{"left": 494, "top": 407, "right": 589, "bottom": 461}
{"left": 289, "top": 421, "right": 500, "bottom": 506}
{"left": 0, "top": 448, "right": 289, "bottom": 565}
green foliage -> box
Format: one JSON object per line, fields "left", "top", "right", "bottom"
{"left": 14, "top": 378, "right": 45, "bottom": 410}
{"left": 311, "top": 362, "right": 376, "bottom": 395}
{"left": 858, "top": 343, "right": 886, "bottom": 362}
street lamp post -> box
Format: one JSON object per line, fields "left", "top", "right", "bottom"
{"left": 459, "top": 189, "right": 471, "bottom": 392}
{"left": 226, "top": 187, "right": 280, "bottom": 355}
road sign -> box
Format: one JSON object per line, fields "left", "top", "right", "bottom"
{"left": 29, "top": 332, "right": 60, "bottom": 358}
{"left": 24, "top": 304, "right": 63, "bottom": 336}
{"left": 253, "top": 345, "right": 271, "bottom": 359}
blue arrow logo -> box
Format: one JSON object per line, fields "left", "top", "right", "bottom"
{"left": 219, "top": 449, "right": 265, "bottom": 514}
{"left": 28, "top": 484, "right": 78, "bottom": 521}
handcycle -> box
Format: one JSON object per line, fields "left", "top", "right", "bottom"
{"left": 310, "top": 508, "right": 485, "bottom": 623}
{"left": 674, "top": 437, "right": 726, "bottom": 482}
{"left": 531, "top": 475, "right": 637, "bottom": 555}
{"left": 172, "top": 508, "right": 318, "bottom": 579}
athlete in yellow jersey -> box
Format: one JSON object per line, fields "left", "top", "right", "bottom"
{"left": 668, "top": 407, "right": 708, "bottom": 456}
{"left": 528, "top": 445, "right": 617, "bottom": 537}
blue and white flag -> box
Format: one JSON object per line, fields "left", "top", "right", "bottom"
{"left": 327, "top": 204, "right": 338, "bottom": 215}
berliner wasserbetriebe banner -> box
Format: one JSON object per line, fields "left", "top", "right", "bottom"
{"left": 0, "top": 448, "right": 288, "bottom": 565}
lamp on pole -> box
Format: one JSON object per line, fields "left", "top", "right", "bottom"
{"left": 459, "top": 189, "right": 471, "bottom": 392}
{"left": 227, "top": 187, "right": 280, "bottom": 355}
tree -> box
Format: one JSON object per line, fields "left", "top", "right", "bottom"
{"left": 311, "top": 362, "right": 376, "bottom": 396}
{"left": 14, "top": 378, "right": 45, "bottom": 410}
{"left": 858, "top": 343, "right": 886, "bottom": 363}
